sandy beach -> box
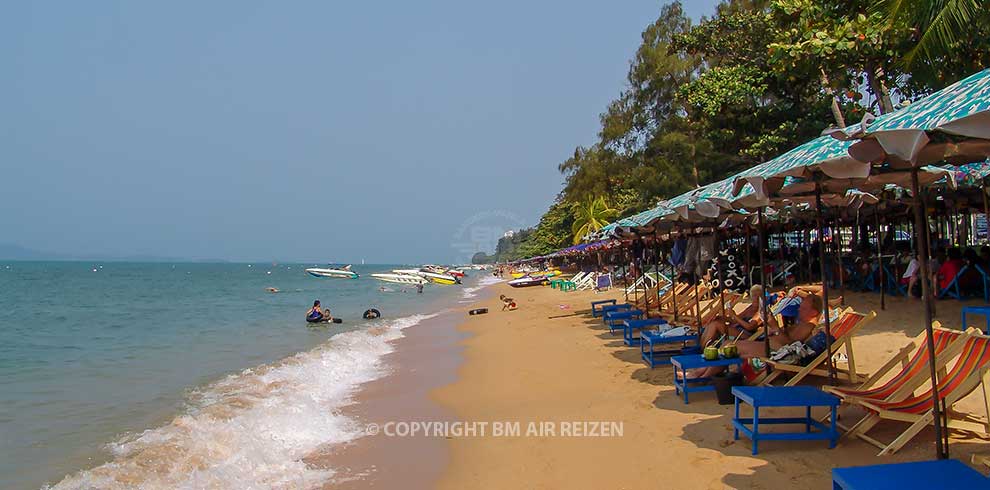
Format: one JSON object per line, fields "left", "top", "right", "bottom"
{"left": 432, "top": 282, "right": 990, "bottom": 489}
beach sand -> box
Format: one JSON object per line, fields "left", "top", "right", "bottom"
{"left": 433, "top": 282, "right": 990, "bottom": 489}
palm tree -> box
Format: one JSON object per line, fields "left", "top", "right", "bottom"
{"left": 878, "top": 0, "right": 982, "bottom": 65}
{"left": 571, "top": 197, "right": 618, "bottom": 245}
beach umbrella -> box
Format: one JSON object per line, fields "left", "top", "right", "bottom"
{"left": 832, "top": 69, "right": 990, "bottom": 166}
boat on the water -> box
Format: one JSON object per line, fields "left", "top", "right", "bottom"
{"left": 370, "top": 273, "right": 429, "bottom": 285}
{"left": 508, "top": 275, "right": 548, "bottom": 288}
{"left": 305, "top": 265, "right": 359, "bottom": 279}
{"left": 392, "top": 268, "right": 458, "bottom": 285}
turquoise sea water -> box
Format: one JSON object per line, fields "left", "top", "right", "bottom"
{"left": 0, "top": 262, "right": 487, "bottom": 490}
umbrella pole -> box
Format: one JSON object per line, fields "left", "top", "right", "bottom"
{"left": 758, "top": 209, "right": 770, "bottom": 358}
{"left": 835, "top": 218, "right": 846, "bottom": 306}
{"left": 875, "top": 207, "right": 885, "bottom": 310}
{"left": 622, "top": 245, "right": 629, "bottom": 303}
{"left": 694, "top": 233, "right": 703, "bottom": 329}
{"left": 814, "top": 182, "right": 836, "bottom": 385}
{"left": 653, "top": 231, "right": 662, "bottom": 318}
{"left": 671, "top": 239, "right": 679, "bottom": 323}
{"left": 909, "top": 167, "right": 948, "bottom": 460}
{"left": 716, "top": 230, "right": 726, "bottom": 321}
{"left": 982, "top": 184, "right": 990, "bottom": 244}
{"left": 630, "top": 241, "right": 642, "bottom": 310}
{"left": 745, "top": 224, "right": 752, "bottom": 288}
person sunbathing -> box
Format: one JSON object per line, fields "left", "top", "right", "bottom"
{"left": 699, "top": 285, "right": 765, "bottom": 347}
{"left": 734, "top": 291, "right": 823, "bottom": 358}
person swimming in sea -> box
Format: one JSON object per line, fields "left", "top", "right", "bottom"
{"left": 306, "top": 300, "right": 333, "bottom": 323}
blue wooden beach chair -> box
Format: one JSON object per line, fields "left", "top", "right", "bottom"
{"left": 938, "top": 264, "right": 969, "bottom": 300}
{"left": 621, "top": 318, "right": 666, "bottom": 346}
{"left": 590, "top": 299, "right": 617, "bottom": 317}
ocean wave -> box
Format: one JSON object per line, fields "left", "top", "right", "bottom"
{"left": 45, "top": 314, "right": 437, "bottom": 490}
{"left": 460, "top": 275, "right": 503, "bottom": 300}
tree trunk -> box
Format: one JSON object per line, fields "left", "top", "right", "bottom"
{"left": 820, "top": 69, "right": 846, "bottom": 127}
{"left": 865, "top": 62, "right": 894, "bottom": 115}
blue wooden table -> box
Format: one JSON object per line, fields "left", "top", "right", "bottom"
{"left": 670, "top": 354, "right": 742, "bottom": 404}
{"left": 641, "top": 330, "right": 699, "bottom": 368}
{"left": 622, "top": 318, "right": 666, "bottom": 346}
{"left": 590, "top": 299, "right": 617, "bottom": 317}
{"left": 833, "top": 459, "right": 990, "bottom": 489}
{"left": 731, "top": 386, "right": 839, "bottom": 455}
{"left": 599, "top": 304, "right": 632, "bottom": 323}
{"left": 604, "top": 309, "right": 643, "bottom": 334}
{"left": 963, "top": 305, "right": 990, "bottom": 334}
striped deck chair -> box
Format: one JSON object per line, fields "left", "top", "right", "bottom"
{"left": 665, "top": 284, "right": 711, "bottom": 321}
{"left": 847, "top": 333, "right": 990, "bottom": 455}
{"left": 656, "top": 283, "right": 692, "bottom": 313}
{"left": 680, "top": 291, "right": 743, "bottom": 328}
{"left": 760, "top": 309, "right": 876, "bottom": 386}
{"left": 825, "top": 325, "right": 969, "bottom": 403}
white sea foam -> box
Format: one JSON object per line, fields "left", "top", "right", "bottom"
{"left": 460, "top": 274, "right": 503, "bottom": 300}
{"left": 46, "top": 314, "right": 437, "bottom": 490}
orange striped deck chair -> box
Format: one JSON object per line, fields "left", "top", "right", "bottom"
{"left": 847, "top": 333, "right": 990, "bottom": 455}
{"left": 760, "top": 309, "right": 876, "bottom": 386}
{"left": 825, "top": 325, "right": 969, "bottom": 404}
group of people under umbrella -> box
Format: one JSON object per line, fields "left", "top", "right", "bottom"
{"left": 520, "top": 68, "right": 990, "bottom": 462}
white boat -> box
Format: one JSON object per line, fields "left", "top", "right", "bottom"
{"left": 371, "top": 273, "right": 428, "bottom": 285}
{"left": 306, "top": 265, "right": 359, "bottom": 279}
{"left": 392, "top": 268, "right": 458, "bottom": 285}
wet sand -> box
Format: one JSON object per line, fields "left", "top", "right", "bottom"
{"left": 312, "top": 303, "right": 479, "bottom": 488}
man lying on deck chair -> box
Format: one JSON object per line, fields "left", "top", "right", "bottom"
{"left": 687, "top": 290, "right": 823, "bottom": 380}
{"left": 734, "top": 290, "right": 823, "bottom": 358}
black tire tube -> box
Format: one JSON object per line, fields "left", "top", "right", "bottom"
{"left": 469, "top": 308, "right": 488, "bottom": 315}
{"left": 363, "top": 308, "right": 382, "bottom": 320}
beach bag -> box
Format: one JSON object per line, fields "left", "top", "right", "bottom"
{"left": 804, "top": 331, "right": 836, "bottom": 360}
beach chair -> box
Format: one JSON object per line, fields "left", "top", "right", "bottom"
{"left": 938, "top": 265, "right": 970, "bottom": 300}
{"left": 760, "top": 309, "right": 876, "bottom": 386}
{"left": 575, "top": 272, "right": 598, "bottom": 290}
{"left": 680, "top": 292, "right": 743, "bottom": 329}
{"left": 824, "top": 325, "right": 969, "bottom": 405}
{"left": 661, "top": 283, "right": 711, "bottom": 319}
{"left": 656, "top": 282, "right": 691, "bottom": 313}
{"left": 845, "top": 333, "right": 990, "bottom": 455}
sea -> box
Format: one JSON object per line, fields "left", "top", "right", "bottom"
{"left": 0, "top": 262, "right": 497, "bottom": 490}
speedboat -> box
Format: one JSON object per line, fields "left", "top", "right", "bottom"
{"left": 508, "top": 275, "right": 548, "bottom": 288}
{"left": 371, "top": 273, "right": 429, "bottom": 285}
{"left": 306, "top": 265, "right": 359, "bottom": 279}
{"left": 393, "top": 268, "right": 458, "bottom": 285}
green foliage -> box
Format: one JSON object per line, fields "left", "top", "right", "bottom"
{"left": 489, "top": 0, "right": 987, "bottom": 261}
{"left": 571, "top": 197, "right": 619, "bottom": 245}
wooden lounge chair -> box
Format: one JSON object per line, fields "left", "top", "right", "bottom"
{"left": 661, "top": 283, "right": 711, "bottom": 319}
{"left": 846, "top": 332, "right": 990, "bottom": 455}
{"left": 680, "top": 291, "right": 743, "bottom": 329}
{"left": 656, "top": 282, "right": 691, "bottom": 313}
{"left": 824, "top": 325, "right": 969, "bottom": 404}
{"left": 760, "top": 309, "right": 876, "bottom": 386}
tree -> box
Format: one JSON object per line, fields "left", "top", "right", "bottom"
{"left": 571, "top": 197, "right": 619, "bottom": 245}
{"left": 878, "top": 0, "right": 985, "bottom": 66}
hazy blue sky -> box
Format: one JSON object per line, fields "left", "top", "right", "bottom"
{"left": 2, "top": 1, "right": 719, "bottom": 264}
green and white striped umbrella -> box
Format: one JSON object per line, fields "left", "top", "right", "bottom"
{"left": 731, "top": 134, "right": 870, "bottom": 202}
{"left": 833, "top": 69, "right": 990, "bottom": 163}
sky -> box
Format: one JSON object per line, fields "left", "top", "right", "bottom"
{"left": 1, "top": 1, "right": 720, "bottom": 264}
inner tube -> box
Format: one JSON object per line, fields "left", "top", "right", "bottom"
{"left": 468, "top": 308, "right": 488, "bottom": 316}
{"left": 363, "top": 308, "right": 381, "bottom": 319}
